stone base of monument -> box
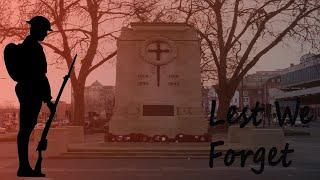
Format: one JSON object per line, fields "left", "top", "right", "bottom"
{"left": 226, "top": 127, "right": 289, "bottom": 160}
{"left": 65, "top": 126, "right": 84, "bottom": 144}
{"left": 22, "top": 178, "right": 53, "bottom": 180}
{"left": 22, "top": 177, "right": 53, "bottom": 180}
{"left": 243, "top": 128, "right": 285, "bottom": 149}
{"left": 109, "top": 118, "right": 208, "bottom": 140}
{"left": 227, "top": 125, "right": 254, "bottom": 143}
{"left": 227, "top": 126, "right": 285, "bottom": 148}
{"left": 32, "top": 128, "right": 68, "bottom": 158}
{"left": 58, "top": 142, "right": 223, "bottom": 159}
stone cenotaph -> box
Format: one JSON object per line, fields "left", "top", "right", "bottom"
{"left": 109, "top": 23, "right": 207, "bottom": 139}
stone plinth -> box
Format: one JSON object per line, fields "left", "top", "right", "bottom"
{"left": 23, "top": 178, "right": 53, "bottom": 180}
{"left": 33, "top": 128, "right": 68, "bottom": 157}
{"left": 239, "top": 128, "right": 285, "bottom": 149}
{"left": 65, "top": 126, "right": 84, "bottom": 144}
{"left": 227, "top": 125, "right": 254, "bottom": 143}
{"left": 110, "top": 23, "right": 207, "bottom": 138}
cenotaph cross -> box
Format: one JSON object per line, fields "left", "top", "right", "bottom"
{"left": 147, "top": 40, "right": 170, "bottom": 87}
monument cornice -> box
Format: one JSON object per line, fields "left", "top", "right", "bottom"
{"left": 118, "top": 39, "right": 199, "bottom": 42}
{"left": 130, "top": 22, "right": 191, "bottom": 31}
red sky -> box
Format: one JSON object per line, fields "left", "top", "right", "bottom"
{"left": 0, "top": 1, "right": 310, "bottom": 107}
{"left": 0, "top": 39, "right": 305, "bottom": 107}
{"left": 0, "top": 44, "right": 116, "bottom": 107}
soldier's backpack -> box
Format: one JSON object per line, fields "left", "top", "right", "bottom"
{"left": 3, "top": 43, "right": 23, "bottom": 82}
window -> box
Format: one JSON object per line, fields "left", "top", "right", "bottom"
{"left": 243, "top": 91, "right": 248, "bottom": 96}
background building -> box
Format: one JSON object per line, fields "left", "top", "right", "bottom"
{"left": 38, "top": 101, "right": 72, "bottom": 125}
{"left": 238, "top": 70, "right": 282, "bottom": 108}
{"left": 203, "top": 85, "right": 239, "bottom": 115}
{"left": 84, "top": 81, "right": 115, "bottom": 121}
{"left": 71, "top": 81, "right": 115, "bottom": 129}
{"left": 0, "top": 107, "right": 19, "bottom": 132}
{"left": 274, "top": 53, "right": 320, "bottom": 120}
{"left": 234, "top": 53, "right": 320, "bottom": 121}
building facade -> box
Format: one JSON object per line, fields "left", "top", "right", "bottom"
{"left": 83, "top": 81, "right": 115, "bottom": 122}
{"left": 274, "top": 54, "right": 320, "bottom": 120}
{"left": 237, "top": 53, "right": 320, "bottom": 121}
{"left": 238, "top": 70, "right": 282, "bottom": 108}
{"left": 0, "top": 108, "right": 19, "bottom": 131}
{"left": 204, "top": 86, "right": 239, "bottom": 115}
{"left": 38, "top": 101, "right": 71, "bottom": 124}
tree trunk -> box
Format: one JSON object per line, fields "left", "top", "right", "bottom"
{"left": 217, "top": 94, "right": 232, "bottom": 120}
{"left": 215, "top": 90, "right": 233, "bottom": 133}
{"left": 72, "top": 83, "right": 85, "bottom": 126}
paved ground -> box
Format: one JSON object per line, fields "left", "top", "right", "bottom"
{"left": 0, "top": 123, "right": 319, "bottom": 180}
{"left": 0, "top": 157, "right": 318, "bottom": 180}
{"left": 0, "top": 136, "right": 318, "bottom": 180}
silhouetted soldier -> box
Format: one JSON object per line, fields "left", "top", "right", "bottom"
{"left": 15, "top": 16, "right": 55, "bottom": 177}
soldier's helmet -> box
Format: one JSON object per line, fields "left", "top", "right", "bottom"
{"left": 26, "top": 16, "right": 53, "bottom": 31}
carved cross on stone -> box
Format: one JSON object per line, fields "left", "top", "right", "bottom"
{"left": 147, "top": 40, "right": 170, "bottom": 87}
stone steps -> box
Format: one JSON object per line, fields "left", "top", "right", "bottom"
{"left": 52, "top": 146, "right": 230, "bottom": 159}
{"left": 51, "top": 142, "right": 249, "bottom": 159}
{"left": 55, "top": 152, "right": 211, "bottom": 159}
{"left": 67, "top": 149, "right": 211, "bottom": 153}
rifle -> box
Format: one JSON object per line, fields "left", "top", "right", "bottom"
{"left": 34, "top": 54, "right": 77, "bottom": 177}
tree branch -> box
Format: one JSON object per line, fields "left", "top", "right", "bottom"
{"left": 87, "top": 50, "right": 117, "bottom": 74}
{"left": 41, "top": 41, "right": 65, "bottom": 56}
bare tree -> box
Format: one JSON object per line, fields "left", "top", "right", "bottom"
{"left": 0, "top": 0, "right": 158, "bottom": 125}
{"left": 169, "top": 0, "right": 320, "bottom": 130}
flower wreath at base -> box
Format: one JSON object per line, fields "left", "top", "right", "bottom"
{"left": 105, "top": 133, "right": 211, "bottom": 142}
